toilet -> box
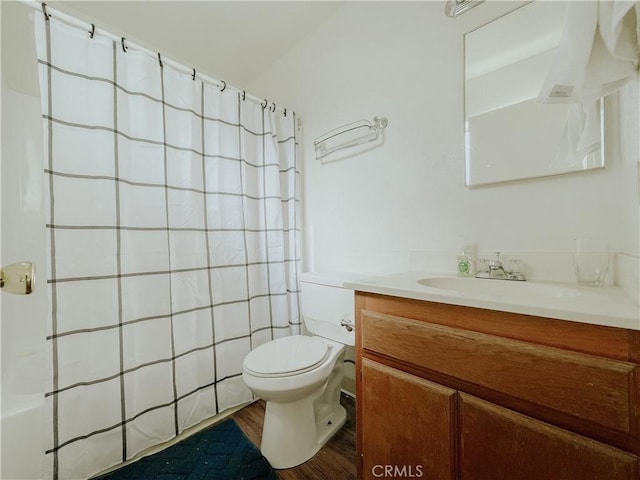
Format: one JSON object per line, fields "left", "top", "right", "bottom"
{"left": 242, "top": 272, "right": 355, "bottom": 469}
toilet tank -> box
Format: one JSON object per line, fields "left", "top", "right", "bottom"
{"left": 299, "top": 272, "right": 356, "bottom": 346}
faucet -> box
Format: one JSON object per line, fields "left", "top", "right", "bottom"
{"left": 476, "top": 252, "right": 526, "bottom": 281}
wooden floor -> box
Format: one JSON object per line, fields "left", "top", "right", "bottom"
{"left": 231, "top": 393, "right": 357, "bottom": 480}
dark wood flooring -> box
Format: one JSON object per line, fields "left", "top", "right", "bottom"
{"left": 231, "top": 393, "right": 357, "bottom": 480}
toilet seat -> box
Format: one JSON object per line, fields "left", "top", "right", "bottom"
{"left": 243, "top": 336, "right": 330, "bottom": 378}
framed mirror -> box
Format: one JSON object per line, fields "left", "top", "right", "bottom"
{"left": 464, "top": 1, "right": 605, "bottom": 187}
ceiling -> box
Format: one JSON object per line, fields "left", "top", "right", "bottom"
{"left": 50, "top": 1, "right": 343, "bottom": 89}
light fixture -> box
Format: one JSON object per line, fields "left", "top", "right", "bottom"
{"left": 445, "top": 0, "right": 485, "bottom": 17}
{"left": 0, "top": 261, "right": 36, "bottom": 294}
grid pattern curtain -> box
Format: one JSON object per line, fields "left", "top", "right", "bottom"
{"left": 35, "top": 11, "right": 300, "bottom": 480}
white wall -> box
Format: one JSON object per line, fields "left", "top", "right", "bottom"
{"left": 1, "top": 2, "right": 48, "bottom": 479}
{"left": 248, "top": 2, "right": 639, "bottom": 281}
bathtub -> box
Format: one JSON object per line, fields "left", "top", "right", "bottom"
{"left": 1, "top": 392, "right": 45, "bottom": 480}
{"left": 1, "top": 288, "right": 47, "bottom": 480}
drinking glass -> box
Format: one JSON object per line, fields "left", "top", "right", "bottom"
{"left": 573, "top": 238, "right": 609, "bottom": 287}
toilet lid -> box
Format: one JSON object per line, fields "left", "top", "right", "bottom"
{"left": 243, "top": 336, "right": 329, "bottom": 377}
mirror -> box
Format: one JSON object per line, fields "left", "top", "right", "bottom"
{"left": 464, "top": 1, "right": 605, "bottom": 186}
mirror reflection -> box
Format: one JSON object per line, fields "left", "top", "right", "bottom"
{"left": 464, "top": 1, "right": 605, "bottom": 186}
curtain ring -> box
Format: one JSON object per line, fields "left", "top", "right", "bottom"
{"left": 89, "top": 23, "right": 95, "bottom": 39}
{"left": 121, "top": 37, "right": 128, "bottom": 53}
{"left": 242, "top": 90, "right": 246, "bottom": 101}
{"left": 262, "top": 99, "right": 268, "bottom": 109}
{"left": 42, "top": 3, "right": 50, "bottom": 21}
{"left": 192, "top": 68, "right": 196, "bottom": 81}
{"left": 157, "top": 52, "right": 163, "bottom": 68}
{"left": 270, "top": 102, "right": 276, "bottom": 112}
{"left": 219, "top": 80, "right": 226, "bottom": 92}
{"left": 284, "top": 108, "right": 287, "bottom": 117}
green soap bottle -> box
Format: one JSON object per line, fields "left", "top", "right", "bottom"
{"left": 457, "top": 244, "right": 475, "bottom": 277}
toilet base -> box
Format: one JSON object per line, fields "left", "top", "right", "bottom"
{"left": 260, "top": 393, "right": 347, "bottom": 469}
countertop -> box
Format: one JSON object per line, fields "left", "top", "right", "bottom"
{"left": 344, "top": 271, "right": 640, "bottom": 331}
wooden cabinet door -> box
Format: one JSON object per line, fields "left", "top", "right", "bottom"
{"left": 360, "top": 358, "right": 457, "bottom": 480}
{"left": 459, "top": 393, "right": 639, "bottom": 480}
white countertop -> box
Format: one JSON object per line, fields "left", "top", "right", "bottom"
{"left": 344, "top": 271, "right": 640, "bottom": 331}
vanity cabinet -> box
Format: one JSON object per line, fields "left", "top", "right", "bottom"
{"left": 361, "top": 358, "right": 457, "bottom": 479}
{"left": 355, "top": 292, "right": 640, "bottom": 480}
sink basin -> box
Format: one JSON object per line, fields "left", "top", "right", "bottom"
{"left": 417, "top": 277, "right": 581, "bottom": 301}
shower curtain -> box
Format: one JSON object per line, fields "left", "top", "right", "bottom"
{"left": 34, "top": 11, "right": 300, "bottom": 480}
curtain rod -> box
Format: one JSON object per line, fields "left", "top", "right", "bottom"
{"left": 20, "top": 0, "right": 293, "bottom": 117}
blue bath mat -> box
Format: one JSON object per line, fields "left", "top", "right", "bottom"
{"left": 94, "top": 419, "right": 278, "bottom": 480}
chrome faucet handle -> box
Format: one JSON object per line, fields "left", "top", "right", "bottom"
{"left": 476, "top": 253, "right": 527, "bottom": 281}
{"left": 505, "top": 258, "right": 526, "bottom": 281}
{"left": 487, "top": 252, "right": 503, "bottom": 268}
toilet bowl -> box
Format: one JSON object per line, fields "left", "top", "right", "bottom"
{"left": 241, "top": 272, "right": 355, "bottom": 469}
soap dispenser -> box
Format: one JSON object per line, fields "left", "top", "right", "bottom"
{"left": 457, "top": 243, "right": 476, "bottom": 277}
